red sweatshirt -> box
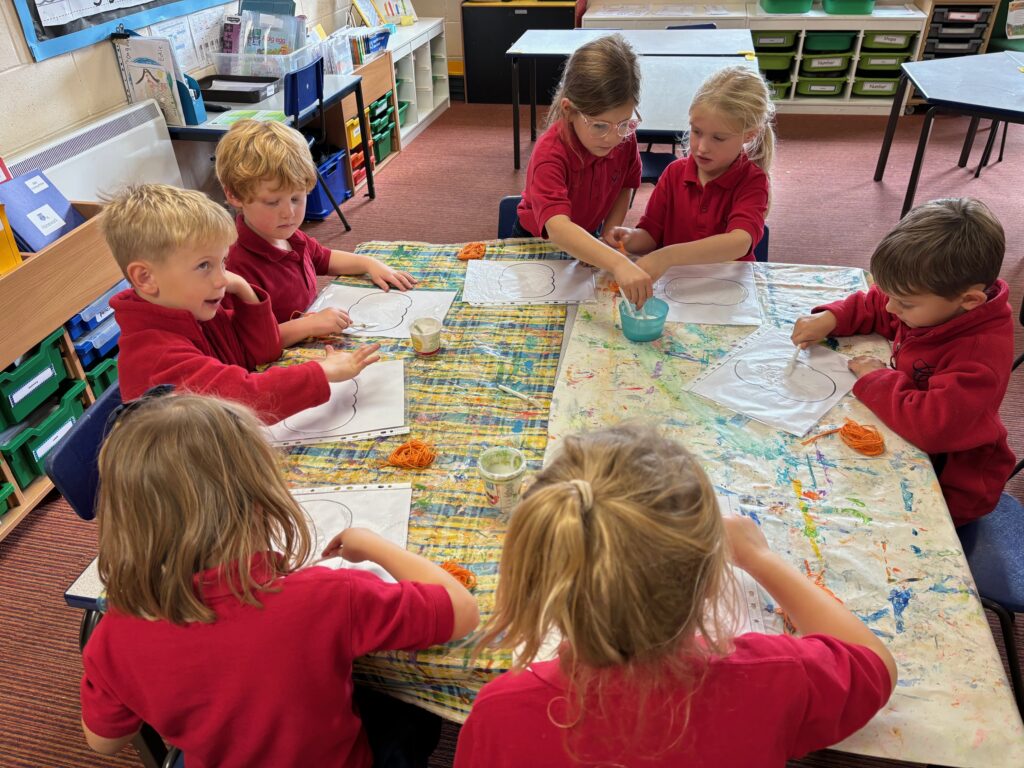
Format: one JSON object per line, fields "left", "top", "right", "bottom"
{"left": 816, "top": 280, "right": 1015, "bottom": 524}
{"left": 112, "top": 288, "right": 330, "bottom": 423}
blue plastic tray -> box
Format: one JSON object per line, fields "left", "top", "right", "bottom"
{"left": 66, "top": 279, "right": 129, "bottom": 341}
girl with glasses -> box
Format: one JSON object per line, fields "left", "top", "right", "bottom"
{"left": 513, "top": 34, "right": 655, "bottom": 308}
{"left": 609, "top": 66, "right": 775, "bottom": 279}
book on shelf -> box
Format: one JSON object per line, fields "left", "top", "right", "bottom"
{"left": 0, "top": 169, "right": 86, "bottom": 253}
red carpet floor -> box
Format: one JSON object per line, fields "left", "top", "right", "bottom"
{"left": 1, "top": 101, "right": 1021, "bottom": 767}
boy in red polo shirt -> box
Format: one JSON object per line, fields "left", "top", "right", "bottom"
{"left": 105, "top": 184, "right": 380, "bottom": 424}
{"left": 513, "top": 34, "right": 653, "bottom": 308}
{"left": 215, "top": 119, "right": 415, "bottom": 347}
{"left": 608, "top": 66, "right": 774, "bottom": 281}
{"left": 793, "top": 198, "right": 1015, "bottom": 526}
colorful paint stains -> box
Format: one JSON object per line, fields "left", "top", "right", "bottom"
{"left": 888, "top": 586, "right": 913, "bottom": 633}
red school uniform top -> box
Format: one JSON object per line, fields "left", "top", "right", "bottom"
{"left": 227, "top": 215, "right": 333, "bottom": 323}
{"left": 454, "top": 633, "right": 891, "bottom": 768}
{"left": 815, "top": 281, "right": 1015, "bottom": 525}
{"left": 112, "top": 287, "right": 329, "bottom": 424}
{"left": 81, "top": 553, "right": 455, "bottom": 768}
{"left": 636, "top": 153, "right": 768, "bottom": 260}
{"left": 517, "top": 122, "right": 641, "bottom": 237}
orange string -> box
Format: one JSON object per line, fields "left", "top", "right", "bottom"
{"left": 441, "top": 561, "right": 477, "bottom": 589}
{"left": 457, "top": 242, "right": 486, "bottom": 261}
{"left": 386, "top": 438, "right": 438, "bottom": 468}
{"left": 802, "top": 418, "right": 885, "bottom": 456}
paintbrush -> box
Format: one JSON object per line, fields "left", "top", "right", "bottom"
{"left": 496, "top": 383, "right": 542, "bottom": 408}
{"left": 618, "top": 286, "right": 637, "bottom": 319}
{"left": 785, "top": 345, "right": 802, "bottom": 376}
{"left": 344, "top": 322, "right": 380, "bottom": 332}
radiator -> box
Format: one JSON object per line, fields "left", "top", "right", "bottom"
{"left": 6, "top": 100, "right": 183, "bottom": 202}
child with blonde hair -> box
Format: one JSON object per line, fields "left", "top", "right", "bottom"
{"left": 80, "top": 392, "right": 479, "bottom": 767}
{"left": 514, "top": 34, "right": 653, "bottom": 308}
{"left": 105, "top": 184, "right": 379, "bottom": 424}
{"left": 216, "top": 119, "right": 416, "bottom": 346}
{"left": 609, "top": 66, "right": 774, "bottom": 280}
{"left": 455, "top": 423, "right": 896, "bottom": 767}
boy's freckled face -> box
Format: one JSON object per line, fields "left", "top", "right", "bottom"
{"left": 234, "top": 180, "right": 308, "bottom": 247}
{"left": 146, "top": 243, "right": 231, "bottom": 322}
{"left": 884, "top": 291, "right": 969, "bottom": 329}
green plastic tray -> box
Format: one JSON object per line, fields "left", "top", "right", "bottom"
{"left": 398, "top": 100, "right": 411, "bottom": 126}
{"left": 823, "top": 0, "right": 875, "bottom": 13}
{"left": 761, "top": 0, "right": 812, "bottom": 12}
{"left": 862, "top": 31, "right": 915, "bottom": 49}
{"left": 795, "top": 75, "right": 847, "bottom": 97}
{"left": 852, "top": 76, "right": 900, "bottom": 96}
{"left": 0, "top": 380, "right": 86, "bottom": 490}
{"left": 0, "top": 328, "right": 68, "bottom": 426}
{"left": 753, "top": 30, "right": 798, "bottom": 48}
{"left": 767, "top": 80, "right": 793, "bottom": 100}
{"left": 801, "top": 51, "right": 854, "bottom": 72}
{"left": 0, "top": 482, "right": 13, "bottom": 516}
{"left": 757, "top": 50, "right": 797, "bottom": 69}
{"left": 858, "top": 51, "right": 912, "bottom": 70}
{"left": 803, "top": 31, "right": 857, "bottom": 52}
{"left": 85, "top": 357, "right": 119, "bottom": 398}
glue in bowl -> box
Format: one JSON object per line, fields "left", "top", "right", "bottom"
{"left": 619, "top": 297, "right": 669, "bottom": 342}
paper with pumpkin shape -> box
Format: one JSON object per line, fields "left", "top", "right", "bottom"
{"left": 463, "top": 259, "right": 597, "bottom": 305}
{"left": 654, "top": 262, "right": 762, "bottom": 326}
{"left": 308, "top": 285, "right": 456, "bottom": 339}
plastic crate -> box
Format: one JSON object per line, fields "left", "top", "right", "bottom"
{"left": 353, "top": 166, "right": 367, "bottom": 187}
{"left": 0, "top": 328, "right": 68, "bottom": 427}
{"left": 924, "top": 38, "right": 982, "bottom": 54}
{"left": 760, "top": 0, "right": 812, "bottom": 12}
{"left": 73, "top": 316, "right": 120, "bottom": 370}
{"left": 370, "top": 106, "right": 395, "bottom": 134}
{"left": 398, "top": 100, "right": 411, "bottom": 126}
{"left": 929, "top": 22, "right": 988, "bottom": 38}
{"left": 372, "top": 127, "right": 394, "bottom": 163}
{"left": 795, "top": 75, "right": 847, "bottom": 97}
{"left": 803, "top": 31, "right": 857, "bottom": 51}
{"left": 852, "top": 75, "right": 900, "bottom": 96}
{"left": 862, "top": 31, "right": 915, "bottom": 49}
{"left": 305, "top": 148, "right": 352, "bottom": 221}
{"left": 0, "top": 481, "right": 13, "bottom": 516}
{"left": 369, "top": 93, "right": 393, "bottom": 119}
{"left": 66, "top": 279, "right": 129, "bottom": 341}
{"left": 767, "top": 80, "right": 793, "bottom": 99}
{"left": 822, "top": 0, "right": 875, "bottom": 13}
{"left": 932, "top": 6, "right": 992, "bottom": 23}
{"left": 212, "top": 43, "right": 323, "bottom": 78}
{"left": 0, "top": 380, "right": 86, "bottom": 490}
{"left": 801, "top": 51, "right": 854, "bottom": 73}
{"left": 757, "top": 50, "right": 797, "bottom": 69}
{"left": 345, "top": 117, "right": 362, "bottom": 150}
{"left": 858, "top": 51, "right": 912, "bottom": 70}
{"left": 753, "top": 30, "right": 798, "bottom": 47}
{"left": 85, "top": 357, "right": 119, "bottom": 398}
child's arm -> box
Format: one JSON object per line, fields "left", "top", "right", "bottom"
{"left": 546, "top": 215, "right": 653, "bottom": 308}
{"left": 328, "top": 250, "right": 417, "bottom": 292}
{"left": 600, "top": 188, "right": 633, "bottom": 243}
{"left": 635, "top": 229, "right": 754, "bottom": 282}
{"left": 322, "top": 527, "right": 479, "bottom": 640}
{"left": 605, "top": 225, "right": 658, "bottom": 256}
{"left": 279, "top": 308, "right": 351, "bottom": 348}
{"left": 725, "top": 516, "right": 898, "bottom": 690}
{"left": 82, "top": 719, "right": 137, "bottom": 756}
{"left": 796, "top": 285, "right": 902, "bottom": 344}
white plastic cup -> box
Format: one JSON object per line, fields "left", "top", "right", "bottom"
{"left": 410, "top": 316, "right": 442, "bottom": 356}
{"left": 478, "top": 446, "right": 527, "bottom": 513}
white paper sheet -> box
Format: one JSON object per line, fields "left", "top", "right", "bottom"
{"left": 462, "top": 260, "right": 597, "bottom": 306}
{"left": 654, "top": 262, "right": 762, "bottom": 326}
{"left": 688, "top": 327, "right": 857, "bottom": 437}
{"left": 293, "top": 484, "right": 411, "bottom": 583}
{"left": 308, "top": 285, "right": 457, "bottom": 339}
{"left": 265, "top": 359, "right": 407, "bottom": 446}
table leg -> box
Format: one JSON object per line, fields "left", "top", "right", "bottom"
{"left": 998, "top": 121, "right": 1008, "bottom": 163}
{"left": 530, "top": 59, "right": 538, "bottom": 142}
{"left": 874, "top": 73, "right": 909, "bottom": 182}
{"left": 902, "top": 106, "right": 936, "bottom": 218}
{"left": 958, "top": 116, "right": 980, "bottom": 168}
{"left": 512, "top": 57, "right": 521, "bottom": 170}
{"left": 975, "top": 120, "right": 1000, "bottom": 178}
{"left": 355, "top": 85, "right": 375, "bottom": 200}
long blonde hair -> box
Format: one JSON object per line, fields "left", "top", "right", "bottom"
{"left": 97, "top": 393, "right": 312, "bottom": 625}
{"left": 690, "top": 66, "right": 776, "bottom": 175}
{"left": 477, "top": 423, "right": 735, "bottom": 756}
{"left": 547, "top": 34, "right": 641, "bottom": 127}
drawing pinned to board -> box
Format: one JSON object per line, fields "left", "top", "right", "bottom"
{"left": 688, "top": 327, "right": 857, "bottom": 437}
{"left": 654, "top": 262, "right": 762, "bottom": 326}
{"left": 462, "top": 259, "right": 597, "bottom": 305}
{"left": 293, "top": 484, "right": 411, "bottom": 583}
{"left": 308, "top": 285, "right": 457, "bottom": 339}
{"left": 265, "top": 359, "right": 407, "bottom": 446}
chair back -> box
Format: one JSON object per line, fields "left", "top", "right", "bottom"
{"left": 44, "top": 383, "right": 122, "bottom": 521}
{"left": 283, "top": 56, "right": 325, "bottom": 120}
{"left": 754, "top": 223, "right": 770, "bottom": 262}
{"left": 498, "top": 195, "right": 522, "bottom": 239}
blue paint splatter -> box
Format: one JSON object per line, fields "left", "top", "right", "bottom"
{"left": 858, "top": 608, "right": 890, "bottom": 623}
{"left": 912, "top": 528, "right": 919, "bottom": 536}
{"left": 512, "top": 419, "right": 524, "bottom": 434}
{"left": 910, "top": 545, "right": 922, "bottom": 555}
{"left": 899, "top": 478, "right": 914, "bottom": 513}
{"left": 888, "top": 587, "right": 913, "bottom": 633}
{"left": 746, "top": 509, "right": 761, "bottom": 525}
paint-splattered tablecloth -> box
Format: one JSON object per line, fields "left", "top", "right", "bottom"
{"left": 546, "top": 261, "right": 1024, "bottom": 768}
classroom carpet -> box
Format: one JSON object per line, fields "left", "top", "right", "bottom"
{"left": 1, "top": 102, "right": 1021, "bottom": 768}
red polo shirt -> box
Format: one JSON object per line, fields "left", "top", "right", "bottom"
{"left": 81, "top": 553, "right": 455, "bottom": 768}
{"left": 636, "top": 153, "right": 769, "bottom": 261}
{"left": 517, "top": 122, "right": 641, "bottom": 237}
{"left": 227, "top": 215, "right": 333, "bottom": 323}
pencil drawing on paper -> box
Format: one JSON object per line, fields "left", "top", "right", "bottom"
{"left": 283, "top": 380, "right": 359, "bottom": 433}
{"left": 663, "top": 277, "right": 749, "bottom": 306}
{"left": 498, "top": 263, "right": 556, "bottom": 298}
{"left": 300, "top": 499, "right": 354, "bottom": 555}
{"left": 347, "top": 291, "right": 414, "bottom": 332}
{"left": 734, "top": 355, "right": 837, "bottom": 403}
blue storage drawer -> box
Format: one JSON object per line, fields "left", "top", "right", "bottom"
{"left": 73, "top": 316, "right": 120, "bottom": 369}
{"left": 305, "top": 148, "right": 352, "bottom": 221}
{"left": 67, "top": 279, "right": 129, "bottom": 341}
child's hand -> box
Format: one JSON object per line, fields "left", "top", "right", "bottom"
{"left": 321, "top": 527, "right": 386, "bottom": 561}
{"left": 304, "top": 308, "right": 351, "bottom": 337}
{"left": 317, "top": 343, "right": 381, "bottom": 382}
{"left": 224, "top": 270, "right": 259, "bottom": 304}
{"left": 723, "top": 515, "right": 771, "bottom": 573}
{"left": 604, "top": 226, "right": 632, "bottom": 251}
{"left": 367, "top": 259, "right": 417, "bottom": 292}
{"left": 848, "top": 355, "right": 887, "bottom": 378}
{"left": 613, "top": 260, "right": 654, "bottom": 309}
{"left": 791, "top": 311, "right": 837, "bottom": 349}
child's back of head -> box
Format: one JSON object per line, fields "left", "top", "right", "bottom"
{"left": 547, "top": 34, "right": 641, "bottom": 127}
{"left": 870, "top": 197, "right": 1005, "bottom": 299}
{"left": 215, "top": 119, "right": 318, "bottom": 202}
{"left": 690, "top": 65, "right": 776, "bottom": 175}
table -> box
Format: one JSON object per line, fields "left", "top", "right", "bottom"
{"left": 168, "top": 73, "right": 375, "bottom": 200}
{"left": 507, "top": 28, "right": 756, "bottom": 168}
{"left": 65, "top": 243, "right": 1024, "bottom": 766}
{"left": 874, "top": 52, "right": 1024, "bottom": 217}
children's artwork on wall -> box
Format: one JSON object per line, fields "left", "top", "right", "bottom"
{"left": 350, "top": 0, "right": 385, "bottom": 26}
{"left": 462, "top": 259, "right": 597, "bottom": 305}
{"left": 266, "top": 359, "right": 407, "bottom": 446}
{"left": 688, "top": 327, "right": 857, "bottom": 437}
{"left": 292, "top": 484, "right": 411, "bottom": 582}
{"left": 308, "top": 285, "right": 457, "bottom": 338}
{"left": 653, "top": 262, "right": 761, "bottom": 326}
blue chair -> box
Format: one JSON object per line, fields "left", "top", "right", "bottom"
{"left": 498, "top": 195, "right": 522, "bottom": 239}
{"left": 754, "top": 223, "right": 770, "bottom": 263}
{"left": 283, "top": 57, "right": 351, "bottom": 233}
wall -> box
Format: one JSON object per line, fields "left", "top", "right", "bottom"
{"left": 413, "top": 0, "right": 464, "bottom": 65}
{"left": 0, "top": 0, "right": 352, "bottom": 158}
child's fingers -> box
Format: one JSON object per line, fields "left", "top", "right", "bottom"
{"left": 372, "top": 276, "right": 391, "bottom": 292}
{"left": 321, "top": 532, "right": 345, "bottom": 558}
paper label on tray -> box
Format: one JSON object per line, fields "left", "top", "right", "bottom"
{"left": 33, "top": 417, "right": 76, "bottom": 462}
{"left": 11, "top": 366, "right": 55, "bottom": 406}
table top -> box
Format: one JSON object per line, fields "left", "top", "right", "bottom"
{"left": 507, "top": 28, "right": 755, "bottom": 58}
{"left": 902, "top": 52, "right": 1024, "bottom": 118}
{"left": 637, "top": 56, "right": 759, "bottom": 135}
